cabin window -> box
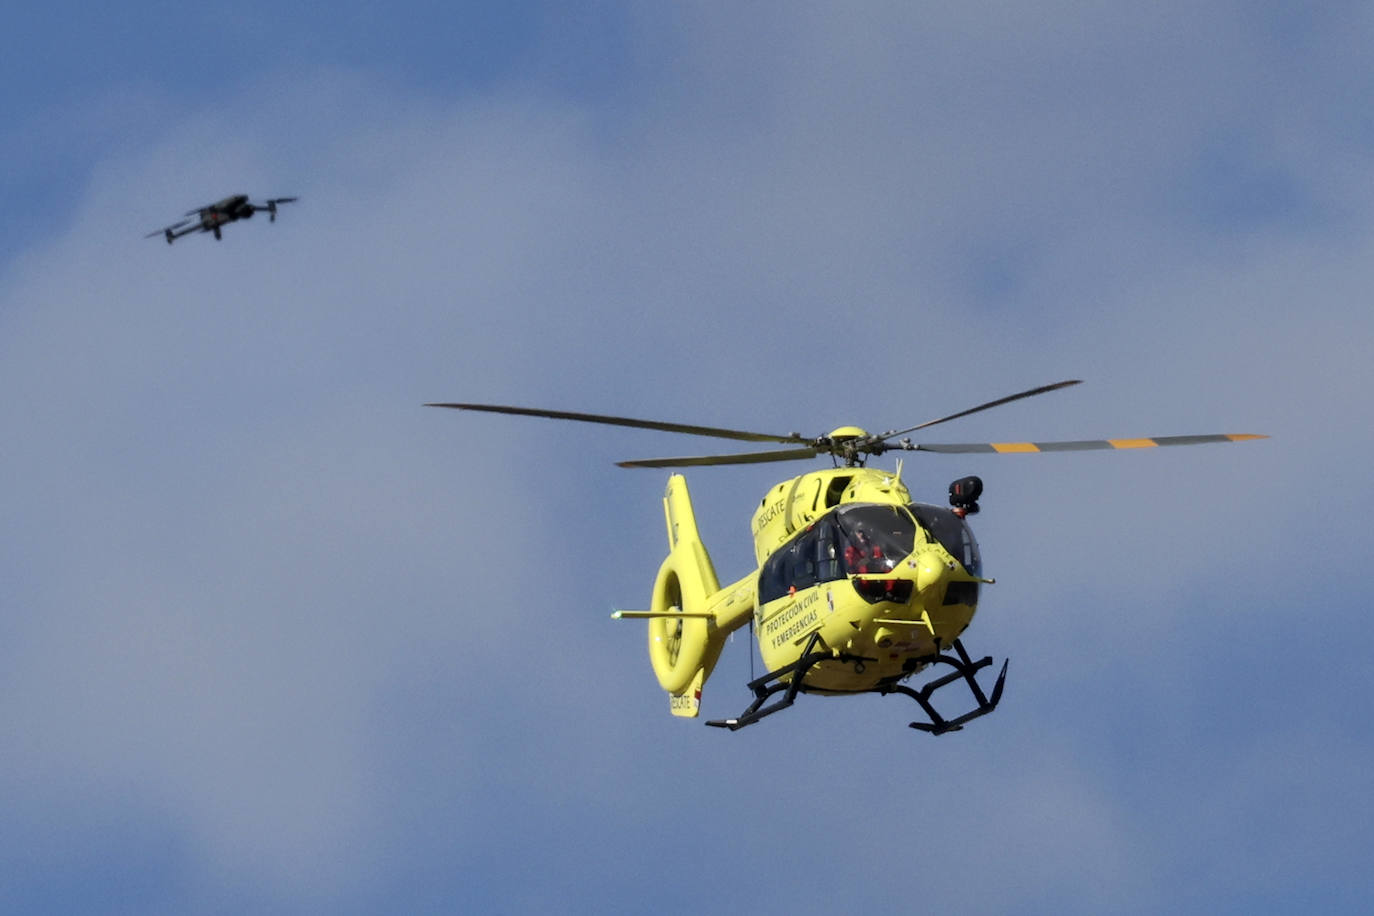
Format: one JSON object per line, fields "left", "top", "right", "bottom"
{"left": 758, "top": 517, "right": 844, "bottom": 604}
{"left": 823, "top": 475, "right": 852, "bottom": 508}
{"left": 758, "top": 528, "right": 820, "bottom": 604}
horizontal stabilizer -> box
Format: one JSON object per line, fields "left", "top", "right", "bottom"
{"left": 612, "top": 609, "right": 715, "bottom": 620}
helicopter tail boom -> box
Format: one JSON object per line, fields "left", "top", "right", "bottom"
{"left": 643, "top": 475, "right": 754, "bottom": 716}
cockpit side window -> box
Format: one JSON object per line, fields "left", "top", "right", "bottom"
{"left": 908, "top": 503, "right": 981, "bottom": 576}
{"left": 814, "top": 518, "right": 843, "bottom": 582}
{"left": 908, "top": 502, "right": 982, "bottom": 606}
{"left": 787, "top": 536, "right": 818, "bottom": 593}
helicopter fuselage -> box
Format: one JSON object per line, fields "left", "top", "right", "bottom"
{"left": 748, "top": 467, "right": 987, "bottom": 693}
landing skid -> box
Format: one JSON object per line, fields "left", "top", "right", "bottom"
{"left": 705, "top": 630, "right": 865, "bottom": 731}
{"left": 881, "top": 639, "right": 1008, "bottom": 735}
{"left": 705, "top": 633, "right": 1008, "bottom": 734}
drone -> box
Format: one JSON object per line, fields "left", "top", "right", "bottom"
{"left": 429, "top": 381, "right": 1266, "bottom": 733}
{"left": 144, "top": 194, "right": 297, "bottom": 244}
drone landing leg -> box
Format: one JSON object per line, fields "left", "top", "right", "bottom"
{"left": 882, "top": 638, "right": 1008, "bottom": 735}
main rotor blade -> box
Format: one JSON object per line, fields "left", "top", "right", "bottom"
{"left": 877, "top": 379, "right": 1083, "bottom": 441}
{"left": 910, "top": 433, "right": 1267, "bottom": 454}
{"left": 618, "top": 447, "right": 821, "bottom": 468}
{"left": 425, "top": 402, "right": 806, "bottom": 445}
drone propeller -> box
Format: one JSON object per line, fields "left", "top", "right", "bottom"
{"left": 259, "top": 197, "right": 296, "bottom": 221}
{"left": 428, "top": 383, "right": 1267, "bottom": 468}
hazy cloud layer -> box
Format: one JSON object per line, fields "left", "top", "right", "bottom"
{"left": 2, "top": 4, "right": 1371, "bottom": 913}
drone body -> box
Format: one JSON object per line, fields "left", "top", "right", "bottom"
{"left": 145, "top": 194, "right": 297, "bottom": 244}
{"left": 430, "top": 381, "right": 1265, "bottom": 733}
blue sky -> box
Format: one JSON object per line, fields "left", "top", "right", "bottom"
{"left": 3, "top": 3, "right": 1372, "bottom": 913}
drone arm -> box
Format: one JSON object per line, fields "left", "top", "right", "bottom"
{"left": 248, "top": 198, "right": 296, "bottom": 222}
{"left": 144, "top": 217, "right": 199, "bottom": 240}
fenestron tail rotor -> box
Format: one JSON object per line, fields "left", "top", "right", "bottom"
{"left": 427, "top": 382, "right": 1267, "bottom": 468}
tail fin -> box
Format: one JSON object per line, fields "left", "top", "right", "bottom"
{"left": 645, "top": 475, "right": 754, "bottom": 717}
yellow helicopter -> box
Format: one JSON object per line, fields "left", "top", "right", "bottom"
{"left": 429, "top": 380, "right": 1265, "bottom": 733}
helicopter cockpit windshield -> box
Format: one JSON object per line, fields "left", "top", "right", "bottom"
{"left": 834, "top": 505, "right": 916, "bottom": 575}
{"left": 758, "top": 504, "right": 920, "bottom": 604}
